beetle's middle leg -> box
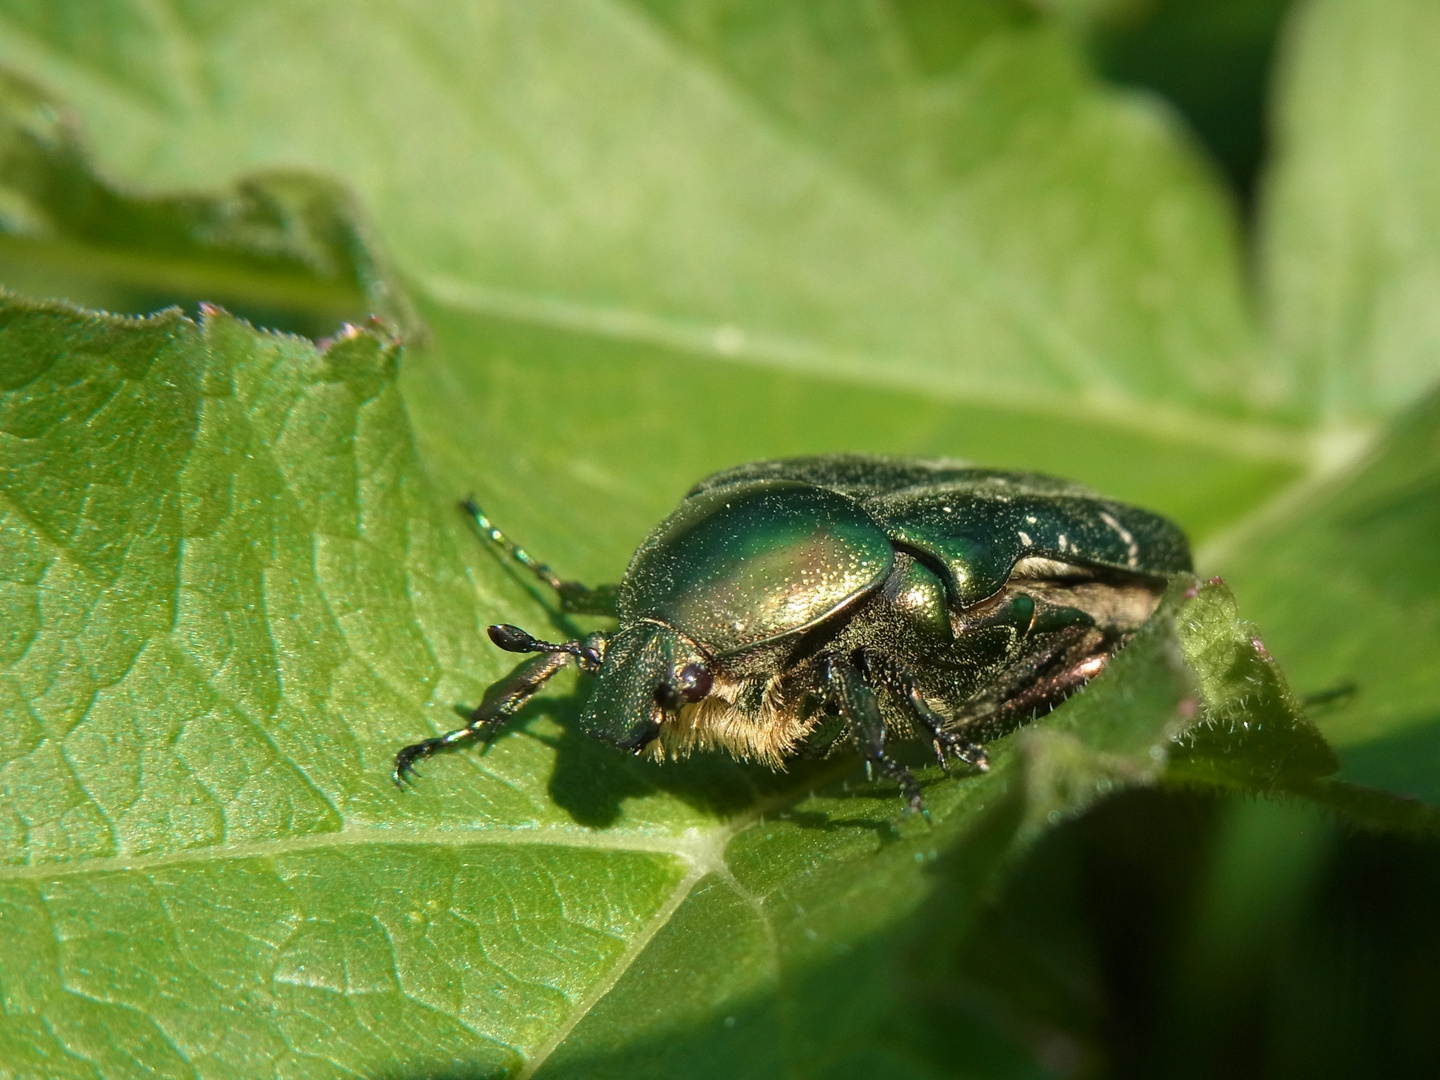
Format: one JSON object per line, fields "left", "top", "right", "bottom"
{"left": 394, "top": 626, "right": 604, "bottom": 786}
{"left": 859, "top": 651, "right": 989, "bottom": 774}
{"left": 461, "top": 498, "right": 619, "bottom": 616}
{"left": 826, "top": 657, "right": 926, "bottom": 816}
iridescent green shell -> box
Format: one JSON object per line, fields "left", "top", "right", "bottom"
{"left": 620, "top": 481, "right": 894, "bottom": 655}
{"left": 622, "top": 455, "right": 1191, "bottom": 657}
{"left": 861, "top": 471, "right": 1190, "bottom": 605}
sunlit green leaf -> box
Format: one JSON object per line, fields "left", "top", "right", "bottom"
{"left": 0, "top": 0, "right": 1282, "bottom": 426}
{"left": 0, "top": 70, "right": 407, "bottom": 339}
{"left": 0, "top": 296, "right": 1352, "bottom": 1078}
{"left": 1259, "top": 0, "right": 1440, "bottom": 421}
{"left": 1167, "top": 577, "right": 1338, "bottom": 792}
{"left": 1, "top": 0, "right": 1439, "bottom": 1075}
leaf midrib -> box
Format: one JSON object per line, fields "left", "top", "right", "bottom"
{"left": 2, "top": 4, "right": 1302, "bottom": 469}
{"left": 0, "top": 789, "right": 797, "bottom": 1077}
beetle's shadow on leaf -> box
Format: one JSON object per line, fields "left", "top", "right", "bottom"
{"left": 446, "top": 694, "right": 945, "bottom": 832}
{"left": 1329, "top": 709, "right": 1440, "bottom": 806}
{"left": 473, "top": 694, "right": 838, "bottom": 828}
{"left": 759, "top": 806, "right": 911, "bottom": 845}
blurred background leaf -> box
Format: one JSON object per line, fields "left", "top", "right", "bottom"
{"left": 0, "top": 0, "right": 1264, "bottom": 417}
{"left": 1257, "top": 0, "right": 1440, "bottom": 422}
{"left": 1084, "top": 0, "right": 1292, "bottom": 214}
{"left": 0, "top": 0, "right": 1438, "bottom": 1077}
{"left": 0, "top": 70, "right": 415, "bottom": 340}
{"left": 1222, "top": 388, "right": 1440, "bottom": 803}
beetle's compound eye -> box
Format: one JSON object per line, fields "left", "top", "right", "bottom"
{"left": 676, "top": 663, "right": 713, "bottom": 702}
{"left": 653, "top": 681, "right": 683, "bottom": 711}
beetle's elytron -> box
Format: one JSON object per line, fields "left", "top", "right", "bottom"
{"left": 395, "top": 456, "right": 1191, "bottom": 812}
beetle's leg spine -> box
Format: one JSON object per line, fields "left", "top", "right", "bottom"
{"left": 859, "top": 651, "right": 989, "bottom": 774}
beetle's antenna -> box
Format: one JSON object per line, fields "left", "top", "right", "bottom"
{"left": 462, "top": 497, "right": 564, "bottom": 592}
{"left": 488, "top": 624, "right": 604, "bottom": 671}
{"left": 488, "top": 623, "right": 571, "bottom": 654}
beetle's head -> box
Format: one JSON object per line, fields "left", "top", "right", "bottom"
{"left": 580, "top": 622, "right": 712, "bottom": 753}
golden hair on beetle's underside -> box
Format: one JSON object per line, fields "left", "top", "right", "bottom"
{"left": 649, "top": 672, "right": 818, "bottom": 769}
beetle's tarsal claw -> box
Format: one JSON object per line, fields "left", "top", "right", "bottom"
{"left": 896, "top": 778, "right": 927, "bottom": 819}
{"left": 953, "top": 749, "right": 984, "bottom": 771}
{"left": 392, "top": 739, "right": 441, "bottom": 788}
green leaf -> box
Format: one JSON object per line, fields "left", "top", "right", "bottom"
{"left": 0, "top": 3, "right": 1314, "bottom": 546}
{"left": 1084, "top": 0, "right": 1292, "bottom": 206}
{"left": 1167, "top": 578, "right": 1338, "bottom": 792}
{"left": 0, "top": 2, "right": 1316, "bottom": 577}
{"left": 0, "top": 0, "right": 1286, "bottom": 427}
{"left": 0, "top": 298, "right": 698, "bottom": 1075}
{"left": 2, "top": 0, "right": 1440, "bottom": 1075}
{"left": 0, "top": 71, "right": 410, "bottom": 340}
{"left": 1186, "top": 0, "right": 1440, "bottom": 810}
{"left": 1259, "top": 0, "right": 1440, "bottom": 421}
{"left": 0, "top": 296, "right": 1362, "bottom": 1078}
{"left": 1163, "top": 578, "right": 1440, "bottom": 832}
{"left": 1221, "top": 388, "right": 1440, "bottom": 803}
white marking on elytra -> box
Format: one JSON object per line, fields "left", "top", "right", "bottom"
{"left": 1099, "top": 510, "right": 1140, "bottom": 568}
{"left": 1018, "top": 531, "right": 1033, "bottom": 546}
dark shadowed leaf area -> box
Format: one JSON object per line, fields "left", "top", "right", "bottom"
{"left": 1, "top": 2, "right": 1439, "bottom": 1077}
{"left": 1085, "top": 0, "right": 1293, "bottom": 212}
{"left": 0, "top": 72, "right": 407, "bottom": 340}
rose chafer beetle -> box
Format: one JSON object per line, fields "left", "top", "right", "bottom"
{"left": 394, "top": 455, "right": 1191, "bottom": 813}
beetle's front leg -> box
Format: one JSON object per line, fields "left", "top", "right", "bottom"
{"left": 393, "top": 649, "right": 570, "bottom": 786}
{"left": 826, "top": 657, "right": 926, "bottom": 816}
{"left": 858, "top": 651, "right": 989, "bottom": 774}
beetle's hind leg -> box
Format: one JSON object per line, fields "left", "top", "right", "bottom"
{"left": 973, "top": 624, "right": 1114, "bottom": 731}
{"left": 461, "top": 498, "right": 619, "bottom": 616}
{"left": 859, "top": 651, "right": 989, "bottom": 774}
{"left": 393, "top": 631, "right": 583, "bottom": 786}
{"left": 826, "top": 657, "right": 927, "bottom": 817}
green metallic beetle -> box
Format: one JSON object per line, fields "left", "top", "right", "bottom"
{"left": 394, "top": 455, "right": 1191, "bottom": 812}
